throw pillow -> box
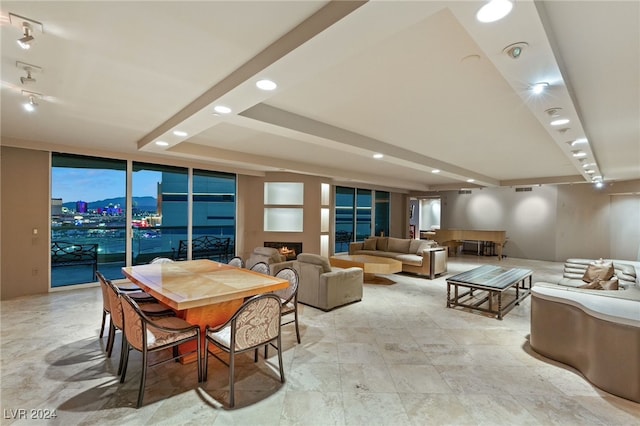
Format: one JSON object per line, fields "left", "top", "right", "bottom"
{"left": 363, "top": 238, "right": 377, "bottom": 251}
{"left": 387, "top": 237, "right": 410, "bottom": 253}
{"left": 582, "top": 261, "right": 614, "bottom": 282}
{"left": 376, "top": 237, "right": 389, "bottom": 251}
{"left": 578, "top": 277, "right": 619, "bottom": 290}
{"left": 600, "top": 277, "right": 619, "bottom": 290}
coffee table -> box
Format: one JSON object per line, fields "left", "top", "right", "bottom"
{"left": 446, "top": 264, "right": 532, "bottom": 319}
{"left": 330, "top": 254, "right": 402, "bottom": 284}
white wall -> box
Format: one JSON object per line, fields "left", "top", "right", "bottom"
{"left": 441, "top": 186, "right": 558, "bottom": 260}
{"left": 438, "top": 182, "right": 640, "bottom": 262}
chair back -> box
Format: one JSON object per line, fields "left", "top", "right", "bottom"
{"left": 274, "top": 268, "right": 299, "bottom": 303}
{"left": 150, "top": 257, "right": 174, "bottom": 264}
{"left": 103, "top": 276, "right": 125, "bottom": 330}
{"left": 228, "top": 256, "right": 244, "bottom": 268}
{"left": 120, "top": 293, "right": 146, "bottom": 352}
{"left": 250, "top": 261, "right": 270, "bottom": 275}
{"left": 231, "top": 294, "right": 281, "bottom": 351}
{"left": 97, "top": 271, "right": 111, "bottom": 313}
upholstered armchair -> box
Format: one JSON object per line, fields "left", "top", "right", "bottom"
{"left": 292, "top": 253, "right": 363, "bottom": 311}
{"left": 246, "top": 247, "right": 291, "bottom": 275}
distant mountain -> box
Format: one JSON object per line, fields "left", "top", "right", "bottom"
{"left": 62, "top": 196, "right": 157, "bottom": 212}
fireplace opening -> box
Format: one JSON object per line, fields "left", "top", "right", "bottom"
{"left": 264, "top": 241, "right": 302, "bottom": 261}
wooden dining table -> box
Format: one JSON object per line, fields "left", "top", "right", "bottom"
{"left": 121, "top": 259, "right": 289, "bottom": 362}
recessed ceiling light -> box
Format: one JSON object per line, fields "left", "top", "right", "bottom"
{"left": 256, "top": 79, "right": 277, "bottom": 91}
{"left": 214, "top": 105, "right": 232, "bottom": 114}
{"left": 531, "top": 82, "right": 549, "bottom": 95}
{"left": 594, "top": 181, "right": 604, "bottom": 188}
{"left": 466, "top": 179, "right": 475, "bottom": 183}
{"left": 476, "top": 0, "right": 514, "bottom": 23}
{"left": 373, "top": 153, "right": 384, "bottom": 159}
{"left": 582, "top": 163, "right": 595, "bottom": 168}
{"left": 572, "top": 151, "right": 587, "bottom": 158}
{"left": 503, "top": 42, "right": 528, "bottom": 59}
{"left": 155, "top": 141, "right": 169, "bottom": 147}
{"left": 551, "top": 118, "right": 570, "bottom": 126}
{"left": 585, "top": 169, "right": 595, "bottom": 174}
{"left": 173, "top": 130, "right": 188, "bottom": 137}
{"left": 571, "top": 138, "right": 588, "bottom": 145}
{"left": 432, "top": 169, "right": 440, "bottom": 174}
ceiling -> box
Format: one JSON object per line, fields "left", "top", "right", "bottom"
{"left": 1, "top": 1, "right": 638, "bottom": 193}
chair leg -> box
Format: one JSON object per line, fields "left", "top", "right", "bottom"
{"left": 120, "top": 344, "right": 130, "bottom": 383}
{"left": 264, "top": 344, "right": 268, "bottom": 359}
{"left": 117, "top": 336, "right": 127, "bottom": 376}
{"left": 203, "top": 341, "right": 209, "bottom": 382}
{"left": 294, "top": 309, "right": 301, "bottom": 344}
{"left": 106, "top": 324, "right": 116, "bottom": 357}
{"left": 229, "top": 350, "right": 235, "bottom": 407}
{"left": 137, "top": 350, "right": 148, "bottom": 408}
{"left": 277, "top": 335, "right": 285, "bottom": 383}
{"left": 196, "top": 331, "right": 202, "bottom": 383}
{"left": 100, "top": 310, "right": 107, "bottom": 338}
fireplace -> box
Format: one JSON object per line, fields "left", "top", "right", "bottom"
{"left": 264, "top": 241, "right": 302, "bottom": 261}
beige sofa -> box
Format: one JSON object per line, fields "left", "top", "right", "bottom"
{"left": 349, "top": 236, "right": 447, "bottom": 279}
{"left": 530, "top": 258, "right": 640, "bottom": 403}
{"left": 292, "top": 253, "right": 363, "bottom": 311}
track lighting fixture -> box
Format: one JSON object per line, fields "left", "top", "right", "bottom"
{"left": 23, "top": 95, "right": 38, "bottom": 112}
{"left": 21, "top": 69, "right": 36, "bottom": 84}
{"left": 17, "top": 62, "right": 42, "bottom": 85}
{"left": 17, "top": 22, "right": 34, "bottom": 49}
{"left": 21, "top": 90, "right": 42, "bottom": 113}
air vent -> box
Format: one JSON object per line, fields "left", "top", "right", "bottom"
{"left": 458, "top": 190, "right": 472, "bottom": 195}
{"left": 515, "top": 187, "right": 532, "bottom": 192}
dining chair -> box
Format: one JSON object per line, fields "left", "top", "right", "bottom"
{"left": 228, "top": 256, "right": 244, "bottom": 268}
{"left": 249, "top": 261, "right": 270, "bottom": 275}
{"left": 119, "top": 293, "right": 202, "bottom": 408}
{"left": 267, "top": 268, "right": 300, "bottom": 356}
{"left": 149, "top": 257, "right": 175, "bottom": 264}
{"left": 99, "top": 273, "right": 174, "bottom": 364}
{"left": 203, "top": 294, "right": 285, "bottom": 407}
{"left": 97, "top": 271, "right": 155, "bottom": 339}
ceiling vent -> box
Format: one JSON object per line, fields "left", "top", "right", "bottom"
{"left": 515, "top": 187, "right": 533, "bottom": 192}
{"left": 458, "top": 190, "right": 472, "bottom": 195}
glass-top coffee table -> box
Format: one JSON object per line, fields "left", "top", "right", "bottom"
{"left": 446, "top": 265, "right": 532, "bottom": 319}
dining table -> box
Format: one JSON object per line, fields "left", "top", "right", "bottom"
{"left": 122, "top": 259, "right": 289, "bottom": 363}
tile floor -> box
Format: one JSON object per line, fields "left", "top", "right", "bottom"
{"left": 1, "top": 255, "right": 639, "bottom": 425}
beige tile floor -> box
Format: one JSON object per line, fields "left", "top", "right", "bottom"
{"left": 1, "top": 255, "right": 639, "bottom": 425}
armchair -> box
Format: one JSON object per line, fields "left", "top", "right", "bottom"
{"left": 292, "top": 253, "right": 363, "bottom": 311}
{"left": 246, "top": 247, "right": 291, "bottom": 275}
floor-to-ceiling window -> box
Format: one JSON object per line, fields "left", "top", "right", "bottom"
{"left": 334, "top": 186, "right": 390, "bottom": 253}
{"left": 192, "top": 170, "right": 236, "bottom": 261}
{"left": 355, "top": 189, "right": 372, "bottom": 241}
{"left": 335, "top": 186, "right": 355, "bottom": 253}
{"left": 375, "top": 191, "right": 390, "bottom": 237}
{"left": 132, "top": 162, "right": 188, "bottom": 264}
{"left": 51, "top": 153, "right": 126, "bottom": 286}
{"left": 51, "top": 154, "right": 236, "bottom": 287}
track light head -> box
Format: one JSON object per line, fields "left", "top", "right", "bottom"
{"left": 20, "top": 70, "right": 36, "bottom": 84}
{"left": 17, "top": 23, "right": 34, "bottom": 49}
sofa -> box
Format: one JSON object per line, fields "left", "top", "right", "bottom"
{"left": 292, "top": 253, "right": 363, "bottom": 311}
{"left": 349, "top": 236, "right": 447, "bottom": 279}
{"left": 530, "top": 258, "right": 640, "bottom": 403}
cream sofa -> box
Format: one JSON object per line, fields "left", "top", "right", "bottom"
{"left": 530, "top": 258, "right": 640, "bottom": 403}
{"left": 292, "top": 253, "right": 363, "bottom": 311}
{"left": 349, "top": 236, "right": 447, "bottom": 279}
